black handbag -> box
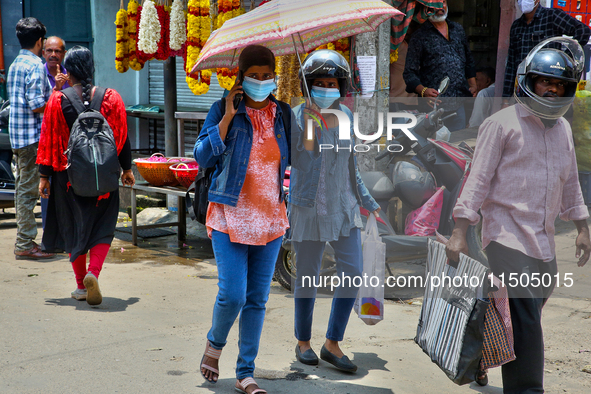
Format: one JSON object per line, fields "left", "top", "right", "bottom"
{"left": 186, "top": 166, "right": 214, "bottom": 225}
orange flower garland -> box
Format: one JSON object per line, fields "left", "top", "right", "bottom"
{"left": 115, "top": 5, "right": 129, "bottom": 73}
{"left": 127, "top": 0, "right": 143, "bottom": 71}
{"left": 216, "top": 0, "right": 245, "bottom": 90}
{"left": 186, "top": 0, "right": 212, "bottom": 95}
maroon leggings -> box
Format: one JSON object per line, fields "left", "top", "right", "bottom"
{"left": 70, "top": 243, "right": 110, "bottom": 289}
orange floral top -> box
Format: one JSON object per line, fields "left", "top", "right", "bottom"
{"left": 206, "top": 100, "right": 289, "bottom": 245}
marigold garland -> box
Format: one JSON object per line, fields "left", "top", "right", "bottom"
{"left": 138, "top": 0, "right": 160, "bottom": 55}
{"left": 127, "top": 0, "right": 143, "bottom": 71}
{"left": 390, "top": 49, "right": 399, "bottom": 64}
{"left": 302, "top": 37, "right": 351, "bottom": 63}
{"left": 169, "top": 0, "right": 187, "bottom": 52}
{"left": 186, "top": 0, "right": 212, "bottom": 95}
{"left": 115, "top": 7, "right": 129, "bottom": 73}
{"left": 216, "top": 0, "right": 245, "bottom": 90}
{"left": 276, "top": 54, "right": 302, "bottom": 103}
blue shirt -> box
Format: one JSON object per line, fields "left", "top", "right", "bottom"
{"left": 7, "top": 49, "right": 51, "bottom": 149}
{"left": 45, "top": 63, "right": 70, "bottom": 90}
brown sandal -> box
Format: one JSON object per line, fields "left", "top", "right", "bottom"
{"left": 200, "top": 341, "right": 221, "bottom": 383}
{"left": 235, "top": 377, "right": 267, "bottom": 394}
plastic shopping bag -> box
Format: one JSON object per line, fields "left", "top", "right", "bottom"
{"left": 354, "top": 213, "right": 386, "bottom": 325}
{"left": 405, "top": 186, "right": 445, "bottom": 236}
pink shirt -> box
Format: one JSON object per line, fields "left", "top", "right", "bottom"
{"left": 454, "top": 104, "right": 588, "bottom": 262}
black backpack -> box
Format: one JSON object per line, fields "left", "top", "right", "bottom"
{"left": 187, "top": 98, "right": 291, "bottom": 225}
{"left": 62, "top": 86, "right": 120, "bottom": 197}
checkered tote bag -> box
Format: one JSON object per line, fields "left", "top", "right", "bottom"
{"left": 481, "top": 284, "right": 516, "bottom": 369}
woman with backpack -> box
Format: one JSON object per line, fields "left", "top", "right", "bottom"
{"left": 289, "top": 50, "right": 380, "bottom": 373}
{"left": 36, "top": 46, "right": 134, "bottom": 306}
{"left": 194, "top": 44, "right": 295, "bottom": 394}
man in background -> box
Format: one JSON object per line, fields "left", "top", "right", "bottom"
{"left": 43, "top": 36, "right": 69, "bottom": 91}
{"left": 469, "top": 67, "right": 496, "bottom": 127}
{"left": 502, "top": 0, "right": 590, "bottom": 106}
{"left": 7, "top": 17, "right": 53, "bottom": 260}
{"left": 403, "top": 0, "right": 477, "bottom": 131}
{"left": 39, "top": 36, "right": 69, "bottom": 229}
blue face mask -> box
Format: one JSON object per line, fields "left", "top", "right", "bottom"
{"left": 311, "top": 86, "right": 340, "bottom": 109}
{"left": 241, "top": 76, "right": 277, "bottom": 102}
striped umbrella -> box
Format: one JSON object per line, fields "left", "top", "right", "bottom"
{"left": 390, "top": 0, "right": 443, "bottom": 51}
{"left": 191, "top": 0, "right": 404, "bottom": 73}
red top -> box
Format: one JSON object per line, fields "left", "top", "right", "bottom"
{"left": 206, "top": 100, "right": 289, "bottom": 245}
{"left": 36, "top": 88, "right": 128, "bottom": 172}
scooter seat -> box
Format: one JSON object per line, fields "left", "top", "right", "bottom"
{"left": 360, "top": 171, "right": 395, "bottom": 200}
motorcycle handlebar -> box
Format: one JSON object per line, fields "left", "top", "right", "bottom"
{"left": 375, "top": 149, "right": 390, "bottom": 161}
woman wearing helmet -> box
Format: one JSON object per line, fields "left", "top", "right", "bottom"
{"left": 288, "top": 49, "right": 380, "bottom": 372}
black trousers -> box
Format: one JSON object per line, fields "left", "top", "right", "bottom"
{"left": 486, "top": 241, "right": 557, "bottom": 394}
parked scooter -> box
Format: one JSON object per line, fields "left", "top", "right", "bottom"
{"left": 273, "top": 80, "right": 486, "bottom": 291}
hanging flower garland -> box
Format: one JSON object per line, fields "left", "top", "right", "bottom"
{"left": 127, "top": 0, "right": 144, "bottom": 71}
{"left": 215, "top": 0, "right": 245, "bottom": 90}
{"left": 390, "top": 49, "right": 399, "bottom": 64}
{"left": 276, "top": 54, "right": 302, "bottom": 103}
{"left": 155, "top": 1, "right": 171, "bottom": 60}
{"left": 185, "top": 0, "right": 212, "bottom": 95}
{"left": 169, "top": 0, "right": 187, "bottom": 55}
{"left": 138, "top": 0, "right": 161, "bottom": 55}
{"left": 115, "top": 4, "right": 129, "bottom": 73}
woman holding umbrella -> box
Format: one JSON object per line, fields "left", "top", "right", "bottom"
{"left": 289, "top": 50, "right": 380, "bottom": 372}
{"left": 194, "top": 44, "right": 294, "bottom": 394}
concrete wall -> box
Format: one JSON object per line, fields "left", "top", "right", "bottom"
{"left": 90, "top": 0, "right": 149, "bottom": 147}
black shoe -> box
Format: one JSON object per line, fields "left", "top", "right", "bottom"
{"left": 320, "top": 345, "right": 357, "bottom": 373}
{"left": 295, "top": 345, "right": 319, "bottom": 365}
{"left": 476, "top": 370, "right": 488, "bottom": 386}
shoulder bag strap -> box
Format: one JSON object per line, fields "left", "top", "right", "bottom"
{"left": 61, "top": 87, "right": 86, "bottom": 115}
{"left": 89, "top": 86, "right": 107, "bottom": 112}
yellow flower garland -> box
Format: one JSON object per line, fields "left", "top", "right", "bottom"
{"left": 127, "top": 0, "right": 143, "bottom": 71}
{"left": 216, "top": 1, "right": 245, "bottom": 90}
{"left": 186, "top": 0, "right": 212, "bottom": 95}
{"left": 115, "top": 8, "right": 129, "bottom": 73}
{"left": 390, "top": 49, "right": 399, "bottom": 64}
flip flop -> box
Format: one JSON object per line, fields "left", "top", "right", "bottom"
{"left": 235, "top": 377, "right": 267, "bottom": 394}
{"left": 200, "top": 341, "right": 221, "bottom": 383}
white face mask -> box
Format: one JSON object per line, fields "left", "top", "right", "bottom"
{"left": 518, "top": 0, "right": 538, "bottom": 14}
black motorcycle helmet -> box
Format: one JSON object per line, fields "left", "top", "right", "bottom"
{"left": 392, "top": 161, "right": 436, "bottom": 210}
{"left": 300, "top": 49, "right": 351, "bottom": 97}
{"left": 514, "top": 37, "right": 584, "bottom": 119}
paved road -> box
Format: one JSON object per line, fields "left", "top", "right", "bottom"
{"left": 1, "top": 209, "right": 590, "bottom": 393}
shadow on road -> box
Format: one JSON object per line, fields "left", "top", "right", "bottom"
{"left": 44, "top": 296, "right": 140, "bottom": 312}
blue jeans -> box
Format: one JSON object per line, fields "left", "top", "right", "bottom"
{"left": 293, "top": 228, "right": 362, "bottom": 342}
{"left": 207, "top": 230, "right": 282, "bottom": 379}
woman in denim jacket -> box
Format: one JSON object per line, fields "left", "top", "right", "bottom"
{"left": 194, "top": 45, "right": 294, "bottom": 394}
{"left": 289, "top": 50, "right": 380, "bottom": 373}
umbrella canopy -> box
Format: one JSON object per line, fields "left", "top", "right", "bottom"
{"left": 191, "top": 0, "right": 404, "bottom": 72}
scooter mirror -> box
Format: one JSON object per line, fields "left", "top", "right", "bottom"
{"left": 438, "top": 76, "right": 450, "bottom": 95}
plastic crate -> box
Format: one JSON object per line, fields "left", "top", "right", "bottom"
{"left": 579, "top": 171, "right": 591, "bottom": 206}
